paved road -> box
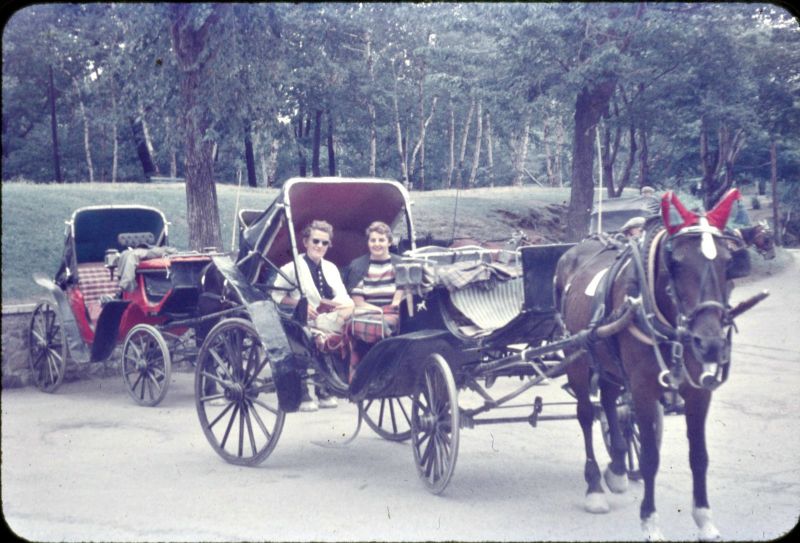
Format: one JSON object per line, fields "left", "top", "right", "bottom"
{"left": 2, "top": 252, "right": 799, "bottom": 541}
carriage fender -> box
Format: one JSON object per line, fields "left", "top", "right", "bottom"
{"left": 33, "top": 273, "right": 91, "bottom": 364}
{"left": 90, "top": 300, "right": 131, "bottom": 362}
{"left": 349, "top": 329, "right": 462, "bottom": 401}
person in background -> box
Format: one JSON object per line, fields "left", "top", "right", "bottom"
{"left": 272, "top": 220, "right": 353, "bottom": 411}
{"left": 343, "top": 221, "right": 404, "bottom": 378}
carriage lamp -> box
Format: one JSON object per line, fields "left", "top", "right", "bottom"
{"left": 104, "top": 248, "right": 121, "bottom": 280}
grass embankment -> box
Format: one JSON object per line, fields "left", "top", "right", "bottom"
{"left": 1, "top": 181, "right": 570, "bottom": 303}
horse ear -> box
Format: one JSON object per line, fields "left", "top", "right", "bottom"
{"left": 661, "top": 191, "right": 698, "bottom": 234}
{"left": 706, "top": 188, "right": 741, "bottom": 230}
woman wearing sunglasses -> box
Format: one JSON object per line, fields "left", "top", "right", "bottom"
{"left": 272, "top": 219, "right": 353, "bottom": 410}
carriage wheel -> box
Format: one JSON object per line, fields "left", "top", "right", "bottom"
{"left": 121, "top": 324, "right": 172, "bottom": 407}
{"left": 410, "top": 353, "right": 460, "bottom": 494}
{"left": 362, "top": 396, "right": 413, "bottom": 442}
{"left": 195, "top": 318, "right": 285, "bottom": 466}
{"left": 599, "top": 394, "right": 663, "bottom": 481}
{"left": 28, "top": 300, "right": 68, "bottom": 393}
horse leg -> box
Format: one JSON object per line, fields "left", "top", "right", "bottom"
{"left": 632, "top": 385, "right": 665, "bottom": 541}
{"left": 569, "top": 364, "right": 610, "bottom": 514}
{"left": 598, "top": 379, "right": 629, "bottom": 493}
{"left": 683, "top": 386, "right": 721, "bottom": 541}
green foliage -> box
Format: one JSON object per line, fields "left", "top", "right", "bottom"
{"left": 2, "top": 3, "right": 799, "bottom": 204}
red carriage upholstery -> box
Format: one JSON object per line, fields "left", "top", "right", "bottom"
{"left": 77, "top": 263, "right": 121, "bottom": 322}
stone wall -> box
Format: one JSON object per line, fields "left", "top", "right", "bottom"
{"left": 2, "top": 306, "right": 33, "bottom": 388}
{"left": 2, "top": 304, "right": 192, "bottom": 390}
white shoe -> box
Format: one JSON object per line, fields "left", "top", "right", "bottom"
{"left": 317, "top": 396, "right": 338, "bottom": 409}
{"left": 299, "top": 399, "right": 319, "bottom": 412}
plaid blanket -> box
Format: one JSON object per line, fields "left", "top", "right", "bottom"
{"left": 437, "top": 260, "right": 521, "bottom": 291}
{"left": 347, "top": 305, "right": 400, "bottom": 378}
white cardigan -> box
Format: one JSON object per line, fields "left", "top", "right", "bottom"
{"left": 271, "top": 254, "right": 353, "bottom": 310}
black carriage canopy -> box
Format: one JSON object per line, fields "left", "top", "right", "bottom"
{"left": 589, "top": 194, "right": 660, "bottom": 234}
{"left": 238, "top": 178, "right": 413, "bottom": 272}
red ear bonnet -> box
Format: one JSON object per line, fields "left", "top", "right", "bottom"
{"left": 706, "top": 188, "right": 741, "bottom": 230}
{"left": 661, "top": 191, "right": 698, "bottom": 234}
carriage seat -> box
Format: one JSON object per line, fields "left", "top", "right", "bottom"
{"left": 77, "top": 262, "right": 121, "bottom": 322}
{"left": 117, "top": 231, "right": 156, "bottom": 248}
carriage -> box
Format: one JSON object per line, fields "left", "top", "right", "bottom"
{"left": 28, "top": 205, "right": 222, "bottom": 406}
{"left": 191, "top": 177, "right": 655, "bottom": 492}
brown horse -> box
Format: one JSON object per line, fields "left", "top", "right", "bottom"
{"left": 554, "top": 189, "right": 742, "bottom": 540}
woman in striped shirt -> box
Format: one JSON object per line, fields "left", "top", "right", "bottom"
{"left": 343, "top": 221, "right": 405, "bottom": 374}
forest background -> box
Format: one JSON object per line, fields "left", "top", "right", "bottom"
{"left": 3, "top": 3, "right": 800, "bottom": 248}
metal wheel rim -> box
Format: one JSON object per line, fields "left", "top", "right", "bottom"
{"left": 195, "top": 318, "right": 285, "bottom": 466}
{"left": 600, "top": 396, "right": 663, "bottom": 481}
{"left": 28, "top": 301, "right": 68, "bottom": 393}
{"left": 121, "top": 324, "right": 172, "bottom": 407}
{"left": 362, "top": 396, "right": 413, "bottom": 442}
{"left": 410, "top": 353, "right": 460, "bottom": 494}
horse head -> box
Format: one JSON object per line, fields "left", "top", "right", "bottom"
{"left": 653, "top": 189, "right": 739, "bottom": 389}
{"left": 747, "top": 220, "right": 776, "bottom": 260}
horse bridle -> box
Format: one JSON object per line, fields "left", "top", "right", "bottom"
{"left": 636, "top": 222, "right": 733, "bottom": 391}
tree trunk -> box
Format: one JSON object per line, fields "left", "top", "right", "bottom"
{"left": 544, "top": 120, "right": 555, "bottom": 186}
{"left": 391, "top": 60, "right": 409, "bottom": 187}
{"left": 327, "top": 110, "right": 336, "bottom": 176}
{"left": 365, "top": 32, "right": 377, "bottom": 176}
{"left": 139, "top": 103, "right": 159, "bottom": 175}
{"left": 485, "top": 111, "right": 494, "bottom": 187}
{"left": 169, "top": 4, "right": 224, "bottom": 251}
{"left": 446, "top": 103, "right": 455, "bottom": 188}
{"left": 266, "top": 138, "right": 280, "bottom": 187}
{"left": 771, "top": 140, "right": 782, "bottom": 246}
{"left": 408, "top": 94, "right": 438, "bottom": 189}
{"left": 244, "top": 122, "right": 257, "bottom": 187}
{"left": 111, "top": 85, "right": 118, "bottom": 183}
{"left": 510, "top": 114, "right": 531, "bottom": 187}
{"left": 455, "top": 98, "right": 475, "bottom": 189}
{"left": 566, "top": 80, "right": 616, "bottom": 241}
{"left": 467, "top": 100, "right": 483, "bottom": 188}
{"left": 295, "top": 110, "right": 307, "bottom": 177}
{"left": 71, "top": 78, "right": 95, "bottom": 183}
{"left": 312, "top": 109, "right": 322, "bottom": 177}
{"left": 556, "top": 116, "right": 565, "bottom": 187}
{"left": 130, "top": 116, "right": 157, "bottom": 180}
{"left": 638, "top": 127, "right": 649, "bottom": 190}
{"left": 48, "top": 65, "right": 63, "bottom": 183}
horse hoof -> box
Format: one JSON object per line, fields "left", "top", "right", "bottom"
{"left": 692, "top": 507, "right": 721, "bottom": 541}
{"left": 604, "top": 465, "right": 628, "bottom": 494}
{"left": 641, "top": 513, "right": 665, "bottom": 541}
{"left": 584, "top": 492, "right": 610, "bottom": 514}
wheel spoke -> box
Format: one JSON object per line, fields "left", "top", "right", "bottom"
{"left": 219, "top": 403, "right": 240, "bottom": 450}
{"left": 247, "top": 399, "right": 273, "bottom": 441}
{"left": 238, "top": 402, "right": 246, "bottom": 457}
{"left": 251, "top": 397, "right": 280, "bottom": 415}
{"left": 207, "top": 401, "right": 236, "bottom": 430}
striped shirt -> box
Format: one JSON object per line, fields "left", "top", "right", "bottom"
{"left": 351, "top": 258, "right": 397, "bottom": 306}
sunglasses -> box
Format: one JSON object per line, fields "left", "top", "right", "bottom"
{"left": 311, "top": 238, "right": 330, "bottom": 247}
